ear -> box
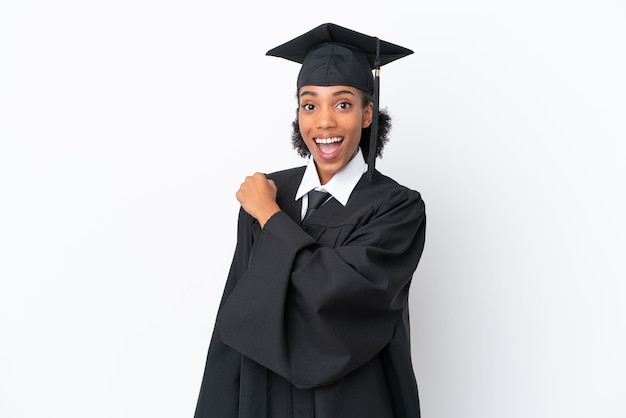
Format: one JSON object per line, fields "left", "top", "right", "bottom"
{"left": 362, "top": 102, "right": 374, "bottom": 128}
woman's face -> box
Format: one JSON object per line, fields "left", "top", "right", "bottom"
{"left": 298, "top": 85, "right": 373, "bottom": 185}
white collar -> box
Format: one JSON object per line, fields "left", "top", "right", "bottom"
{"left": 295, "top": 148, "right": 367, "bottom": 206}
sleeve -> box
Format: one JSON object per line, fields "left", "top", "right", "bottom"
{"left": 194, "top": 208, "right": 259, "bottom": 416}
{"left": 215, "top": 188, "right": 426, "bottom": 389}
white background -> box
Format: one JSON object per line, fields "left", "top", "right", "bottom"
{"left": 1, "top": 1, "right": 625, "bottom": 417}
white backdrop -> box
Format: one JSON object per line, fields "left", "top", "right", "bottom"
{"left": 1, "top": 1, "right": 625, "bottom": 417}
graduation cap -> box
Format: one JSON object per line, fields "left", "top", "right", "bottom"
{"left": 266, "top": 23, "right": 413, "bottom": 180}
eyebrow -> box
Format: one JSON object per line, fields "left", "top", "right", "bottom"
{"left": 299, "top": 89, "right": 357, "bottom": 98}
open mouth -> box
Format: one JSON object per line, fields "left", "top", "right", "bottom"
{"left": 315, "top": 136, "right": 343, "bottom": 155}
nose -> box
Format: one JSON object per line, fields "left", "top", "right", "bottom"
{"left": 316, "top": 105, "right": 336, "bottom": 129}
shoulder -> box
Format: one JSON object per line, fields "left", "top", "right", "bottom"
{"left": 350, "top": 171, "right": 425, "bottom": 226}
{"left": 265, "top": 166, "right": 307, "bottom": 205}
{"left": 357, "top": 171, "right": 424, "bottom": 206}
{"left": 266, "top": 166, "right": 306, "bottom": 187}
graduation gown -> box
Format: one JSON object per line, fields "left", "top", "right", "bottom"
{"left": 194, "top": 166, "right": 426, "bottom": 418}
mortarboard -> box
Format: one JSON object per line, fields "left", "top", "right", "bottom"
{"left": 266, "top": 23, "right": 413, "bottom": 180}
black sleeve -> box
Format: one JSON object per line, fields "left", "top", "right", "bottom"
{"left": 194, "top": 208, "right": 258, "bottom": 417}
{"left": 215, "top": 189, "right": 426, "bottom": 389}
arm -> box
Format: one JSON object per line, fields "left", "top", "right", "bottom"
{"left": 215, "top": 187, "right": 426, "bottom": 388}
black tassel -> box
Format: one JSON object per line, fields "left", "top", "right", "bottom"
{"left": 367, "top": 38, "right": 381, "bottom": 181}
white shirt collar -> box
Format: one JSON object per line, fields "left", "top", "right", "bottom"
{"left": 295, "top": 148, "right": 367, "bottom": 206}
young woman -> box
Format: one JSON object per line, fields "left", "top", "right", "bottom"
{"left": 194, "top": 23, "right": 426, "bottom": 418}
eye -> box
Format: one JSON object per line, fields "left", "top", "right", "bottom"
{"left": 336, "top": 101, "right": 352, "bottom": 110}
{"left": 301, "top": 103, "right": 316, "bottom": 111}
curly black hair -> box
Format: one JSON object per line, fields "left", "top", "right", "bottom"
{"left": 290, "top": 91, "right": 392, "bottom": 160}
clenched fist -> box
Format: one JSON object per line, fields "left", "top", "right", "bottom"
{"left": 236, "top": 172, "right": 280, "bottom": 228}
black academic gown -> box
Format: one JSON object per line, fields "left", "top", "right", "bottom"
{"left": 194, "top": 166, "right": 426, "bottom": 418}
